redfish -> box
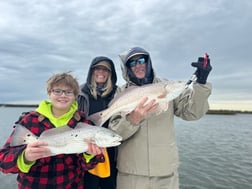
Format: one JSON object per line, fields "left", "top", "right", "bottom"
{"left": 10, "top": 122, "right": 122, "bottom": 156}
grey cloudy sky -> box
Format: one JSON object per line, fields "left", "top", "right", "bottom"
{"left": 0, "top": 0, "right": 252, "bottom": 110}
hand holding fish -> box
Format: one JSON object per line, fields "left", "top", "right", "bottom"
{"left": 87, "top": 143, "right": 106, "bottom": 155}
{"left": 126, "top": 97, "right": 159, "bottom": 125}
{"left": 24, "top": 141, "right": 50, "bottom": 162}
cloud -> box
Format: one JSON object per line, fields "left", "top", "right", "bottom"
{"left": 0, "top": 0, "right": 251, "bottom": 110}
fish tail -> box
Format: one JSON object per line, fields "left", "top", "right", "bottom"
{"left": 88, "top": 110, "right": 108, "bottom": 126}
{"left": 88, "top": 111, "right": 104, "bottom": 126}
{"left": 10, "top": 124, "right": 37, "bottom": 146}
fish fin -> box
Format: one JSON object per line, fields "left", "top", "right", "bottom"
{"left": 157, "top": 84, "right": 168, "bottom": 99}
{"left": 157, "top": 91, "right": 167, "bottom": 99}
{"left": 164, "top": 81, "right": 186, "bottom": 102}
{"left": 75, "top": 122, "right": 90, "bottom": 129}
{"left": 39, "top": 125, "right": 74, "bottom": 139}
{"left": 107, "top": 85, "right": 139, "bottom": 107}
{"left": 165, "top": 88, "right": 185, "bottom": 101}
{"left": 10, "top": 124, "right": 38, "bottom": 146}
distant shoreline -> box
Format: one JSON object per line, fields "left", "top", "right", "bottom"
{"left": 207, "top": 109, "right": 252, "bottom": 115}
{"left": 1, "top": 103, "right": 251, "bottom": 115}
{"left": 0, "top": 104, "right": 38, "bottom": 108}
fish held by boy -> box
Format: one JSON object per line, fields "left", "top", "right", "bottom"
{"left": 10, "top": 122, "right": 122, "bottom": 156}
{"left": 88, "top": 80, "right": 186, "bottom": 126}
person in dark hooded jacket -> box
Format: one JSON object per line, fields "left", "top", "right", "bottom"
{"left": 77, "top": 56, "right": 118, "bottom": 189}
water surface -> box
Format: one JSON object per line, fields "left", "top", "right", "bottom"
{"left": 0, "top": 107, "right": 251, "bottom": 188}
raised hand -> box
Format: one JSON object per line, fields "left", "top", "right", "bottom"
{"left": 191, "top": 54, "right": 212, "bottom": 84}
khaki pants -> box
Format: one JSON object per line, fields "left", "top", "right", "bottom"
{"left": 117, "top": 171, "right": 179, "bottom": 189}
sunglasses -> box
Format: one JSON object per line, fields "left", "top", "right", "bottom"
{"left": 128, "top": 57, "right": 146, "bottom": 68}
{"left": 51, "top": 89, "right": 74, "bottom": 96}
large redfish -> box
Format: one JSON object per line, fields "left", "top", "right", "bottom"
{"left": 88, "top": 80, "right": 186, "bottom": 126}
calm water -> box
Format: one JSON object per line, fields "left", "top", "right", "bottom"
{"left": 0, "top": 107, "right": 251, "bottom": 189}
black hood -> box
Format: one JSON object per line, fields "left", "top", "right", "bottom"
{"left": 80, "top": 56, "right": 117, "bottom": 95}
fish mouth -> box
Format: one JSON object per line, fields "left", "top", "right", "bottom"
{"left": 107, "top": 141, "right": 121, "bottom": 147}
{"left": 97, "top": 139, "right": 122, "bottom": 147}
{"left": 110, "top": 138, "right": 122, "bottom": 145}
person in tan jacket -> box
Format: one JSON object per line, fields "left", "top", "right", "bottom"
{"left": 109, "top": 47, "right": 212, "bottom": 189}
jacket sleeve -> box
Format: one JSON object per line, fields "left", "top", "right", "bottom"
{"left": 17, "top": 150, "right": 36, "bottom": 173}
{"left": 0, "top": 112, "right": 38, "bottom": 174}
{"left": 109, "top": 114, "right": 141, "bottom": 141}
{"left": 173, "top": 82, "right": 212, "bottom": 120}
{"left": 0, "top": 130, "right": 26, "bottom": 174}
{"left": 82, "top": 153, "right": 105, "bottom": 171}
